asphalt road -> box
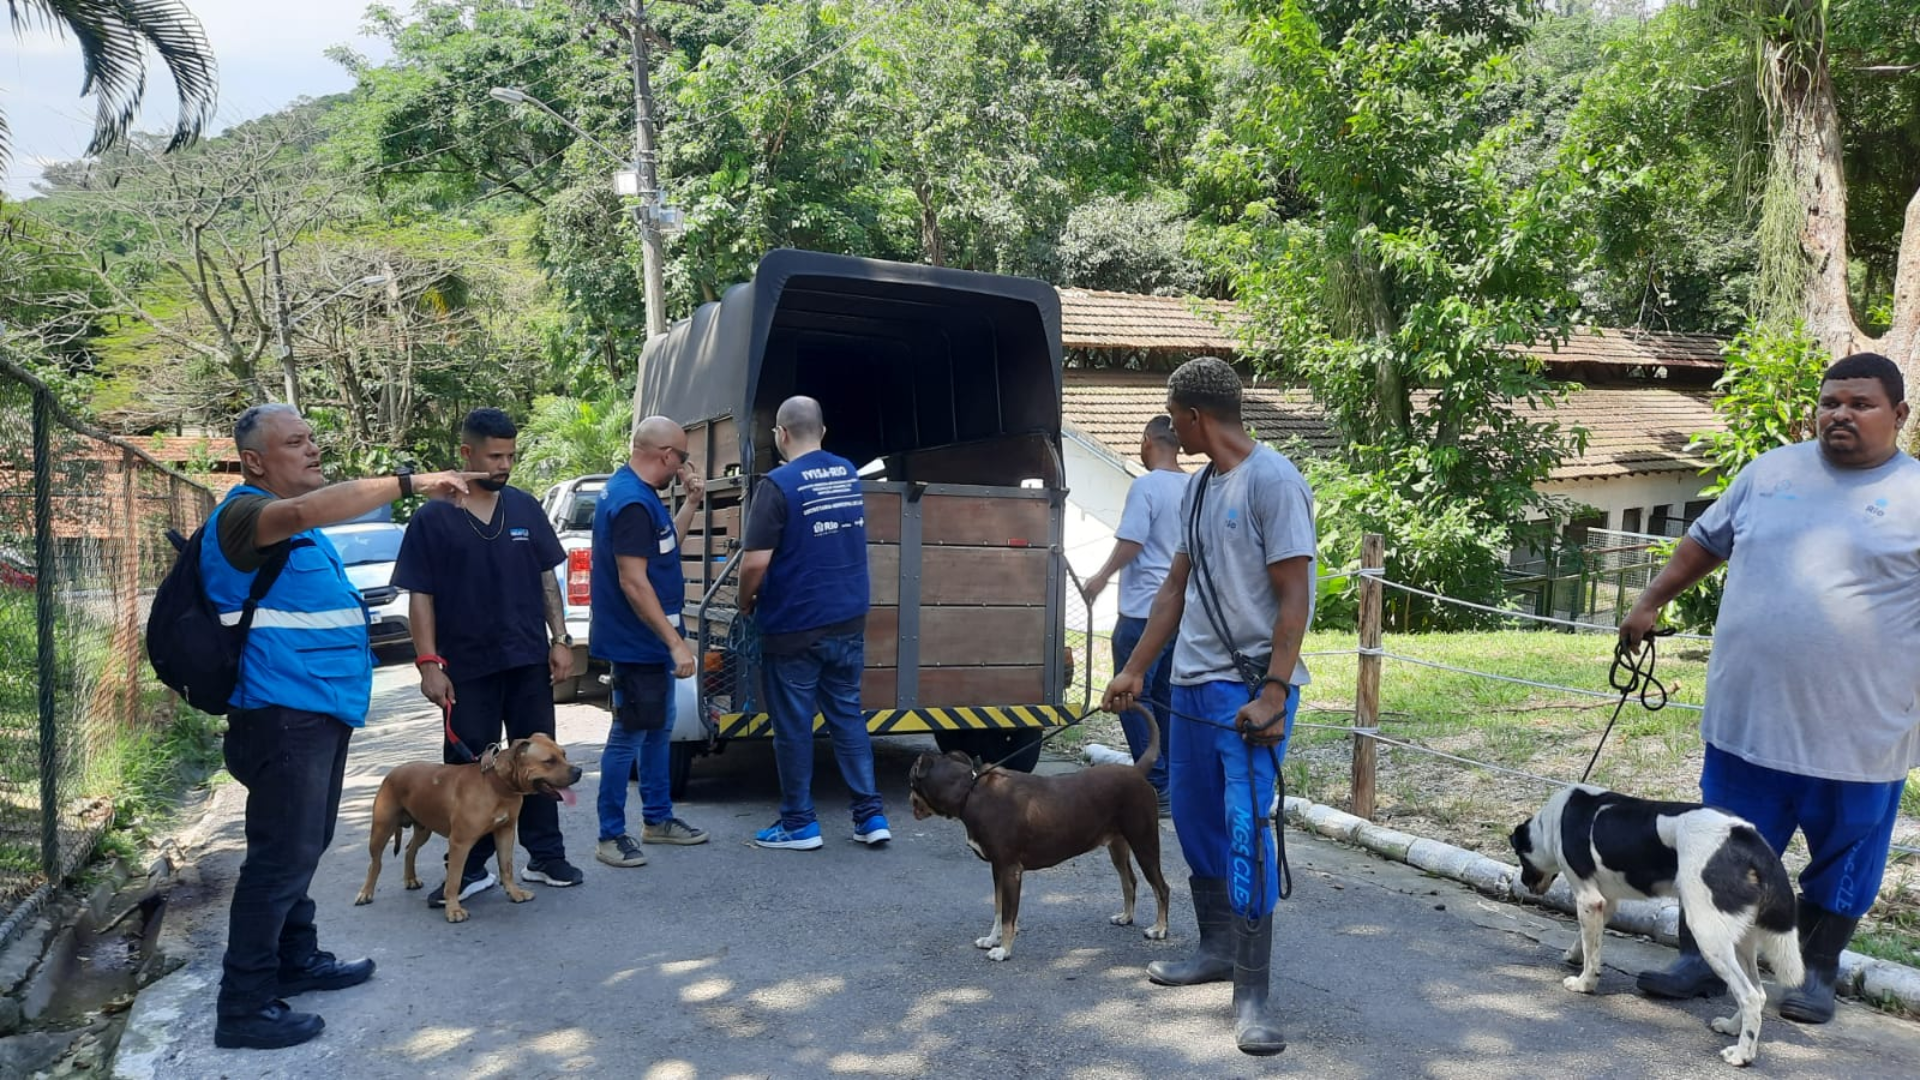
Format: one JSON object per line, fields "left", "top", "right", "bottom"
{"left": 115, "top": 665, "right": 1920, "bottom": 1079}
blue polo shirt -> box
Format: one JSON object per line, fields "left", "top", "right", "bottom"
{"left": 392, "top": 485, "right": 567, "bottom": 681}
{"left": 589, "top": 464, "right": 685, "bottom": 665}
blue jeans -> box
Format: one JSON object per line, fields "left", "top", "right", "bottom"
{"left": 597, "top": 662, "right": 676, "bottom": 840}
{"left": 1170, "top": 680, "right": 1297, "bottom": 919}
{"left": 763, "top": 630, "right": 883, "bottom": 829}
{"left": 1701, "top": 743, "right": 1906, "bottom": 918}
{"left": 1112, "top": 615, "right": 1173, "bottom": 796}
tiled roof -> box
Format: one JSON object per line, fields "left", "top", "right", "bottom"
{"left": 1532, "top": 386, "right": 1721, "bottom": 480}
{"left": 1063, "top": 372, "right": 1333, "bottom": 474}
{"left": 1056, "top": 289, "right": 1728, "bottom": 373}
{"left": 1519, "top": 326, "right": 1727, "bottom": 370}
{"left": 1058, "top": 289, "right": 1247, "bottom": 353}
{"left": 1062, "top": 371, "right": 1724, "bottom": 482}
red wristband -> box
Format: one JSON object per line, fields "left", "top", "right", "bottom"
{"left": 415, "top": 654, "right": 447, "bottom": 670}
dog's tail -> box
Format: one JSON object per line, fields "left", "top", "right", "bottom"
{"left": 1761, "top": 924, "right": 1804, "bottom": 988}
{"left": 1127, "top": 703, "right": 1160, "bottom": 776}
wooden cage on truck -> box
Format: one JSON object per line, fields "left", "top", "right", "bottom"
{"left": 636, "top": 249, "right": 1090, "bottom": 775}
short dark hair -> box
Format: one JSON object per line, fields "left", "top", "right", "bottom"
{"left": 1823, "top": 352, "right": 1904, "bottom": 405}
{"left": 1143, "top": 415, "right": 1179, "bottom": 450}
{"left": 461, "top": 407, "right": 518, "bottom": 444}
{"left": 1167, "top": 356, "right": 1242, "bottom": 421}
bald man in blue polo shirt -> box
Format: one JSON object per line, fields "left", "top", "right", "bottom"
{"left": 738, "top": 396, "right": 889, "bottom": 851}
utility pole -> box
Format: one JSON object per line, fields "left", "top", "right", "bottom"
{"left": 629, "top": 0, "right": 668, "bottom": 343}
{"left": 268, "top": 242, "right": 300, "bottom": 409}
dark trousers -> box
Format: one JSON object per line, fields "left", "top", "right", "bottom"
{"left": 217, "top": 707, "right": 353, "bottom": 1016}
{"left": 1111, "top": 614, "right": 1173, "bottom": 796}
{"left": 443, "top": 663, "right": 564, "bottom": 876}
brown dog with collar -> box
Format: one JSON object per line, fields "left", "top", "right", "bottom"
{"left": 353, "top": 734, "right": 582, "bottom": 922}
{"left": 908, "top": 707, "right": 1170, "bottom": 961}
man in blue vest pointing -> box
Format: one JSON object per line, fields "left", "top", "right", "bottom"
{"left": 207, "top": 403, "right": 483, "bottom": 1050}
{"left": 738, "top": 396, "right": 889, "bottom": 851}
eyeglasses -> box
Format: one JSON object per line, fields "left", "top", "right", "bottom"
{"left": 641, "top": 443, "right": 691, "bottom": 465}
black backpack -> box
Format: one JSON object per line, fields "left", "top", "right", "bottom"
{"left": 146, "top": 523, "right": 304, "bottom": 716}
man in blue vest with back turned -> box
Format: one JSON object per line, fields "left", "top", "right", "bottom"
{"left": 206, "top": 403, "right": 481, "bottom": 1050}
{"left": 589, "top": 415, "right": 711, "bottom": 870}
{"left": 738, "top": 395, "right": 889, "bottom": 851}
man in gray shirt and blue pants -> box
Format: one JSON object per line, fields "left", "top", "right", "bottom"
{"left": 1084, "top": 415, "right": 1188, "bottom": 808}
{"left": 1103, "top": 356, "right": 1316, "bottom": 1057}
{"left": 1623, "top": 351, "right": 1919, "bottom": 1025}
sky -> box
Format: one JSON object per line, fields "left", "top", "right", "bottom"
{"left": 2, "top": 0, "right": 394, "bottom": 199}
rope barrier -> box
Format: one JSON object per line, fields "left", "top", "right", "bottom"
{"left": 1375, "top": 651, "right": 1704, "bottom": 712}
{"left": 1367, "top": 574, "right": 1714, "bottom": 641}
{"left": 1282, "top": 717, "right": 1575, "bottom": 790}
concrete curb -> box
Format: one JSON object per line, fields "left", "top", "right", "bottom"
{"left": 1282, "top": 795, "right": 1920, "bottom": 1014}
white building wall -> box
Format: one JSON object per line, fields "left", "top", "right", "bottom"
{"left": 1062, "top": 430, "right": 1147, "bottom": 634}
{"left": 1537, "top": 470, "right": 1719, "bottom": 531}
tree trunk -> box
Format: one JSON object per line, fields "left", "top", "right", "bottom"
{"left": 1776, "top": 44, "right": 1920, "bottom": 395}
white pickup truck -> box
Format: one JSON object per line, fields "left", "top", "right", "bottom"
{"left": 540, "top": 473, "right": 606, "bottom": 702}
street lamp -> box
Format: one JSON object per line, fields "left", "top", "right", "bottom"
{"left": 490, "top": 84, "right": 679, "bottom": 340}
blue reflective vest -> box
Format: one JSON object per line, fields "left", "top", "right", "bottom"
{"left": 755, "top": 450, "right": 870, "bottom": 635}
{"left": 588, "top": 464, "right": 685, "bottom": 665}
{"left": 200, "top": 485, "right": 373, "bottom": 726}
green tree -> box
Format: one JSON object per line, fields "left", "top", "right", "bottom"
{"left": 1, "top": 0, "right": 217, "bottom": 173}
{"left": 1220, "top": 0, "right": 1589, "bottom": 626}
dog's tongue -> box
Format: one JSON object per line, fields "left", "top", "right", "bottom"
{"left": 560, "top": 787, "right": 577, "bottom": 807}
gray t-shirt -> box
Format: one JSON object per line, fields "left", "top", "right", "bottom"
{"left": 1172, "top": 443, "right": 1318, "bottom": 687}
{"left": 1115, "top": 467, "right": 1187, "bottom": 619}
{"left": 1689, "top": 440, "right": 1920, "bottom": 783}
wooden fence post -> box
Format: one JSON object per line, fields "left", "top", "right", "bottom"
{"left": 1352, "top": 532, "right": 1383, "bottom": 820}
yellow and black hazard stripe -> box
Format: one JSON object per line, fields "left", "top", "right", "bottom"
{"left": 713, "top": 704, "right": 1086, "bottom": 740}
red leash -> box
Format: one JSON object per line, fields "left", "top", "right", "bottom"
{"left": 419, "top": 654, "right": 476, "bottom": 764}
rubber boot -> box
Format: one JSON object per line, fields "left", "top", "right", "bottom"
{"left": 1231, "top": 912, "right": 1286, "bottom": 1056}
{"left": 1147, "top": 876, "right": 1232, "bottom": 987}
{"left": 1635, "top": 912, "right": 1726, "bottom": 999}
{"left": 1780, "top": 896, "right": 1858, "bottom": 1024}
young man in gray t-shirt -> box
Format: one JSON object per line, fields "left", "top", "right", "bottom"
{"left": 1621, "top": 352, "right": 1919, "bottom": 1025}
{"left": 1102, "top": 356, "right": 1315, "bottom": 1057}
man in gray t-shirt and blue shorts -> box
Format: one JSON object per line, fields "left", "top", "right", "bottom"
{"left": 1102, "top": 357, "right": 1316, "bottom": 1057}
{"left": 1622, "top": 352, "right": 1919, "bottom": 1025}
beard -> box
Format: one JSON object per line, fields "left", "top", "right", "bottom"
{"left": 477, "top": 473, "right": 509, "bottom": 492}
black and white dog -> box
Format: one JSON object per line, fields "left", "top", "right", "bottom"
{"left": 1510, "top": 785, "right": 1802, "bottom": 1068}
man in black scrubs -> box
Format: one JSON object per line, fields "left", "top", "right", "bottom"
{"left": 394, "top": 408, "right": 584, "bottom": 906}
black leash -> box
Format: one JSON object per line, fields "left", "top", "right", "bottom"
{"left": 1581, "top": 628, "right": 1674, "bottom": 784}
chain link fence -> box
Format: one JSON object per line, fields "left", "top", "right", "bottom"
{"left": 0, "top": 359, "right": 213, "bottom": 945}
{"left": 1503, "top": 527, "right": 1675, "bottom": 629}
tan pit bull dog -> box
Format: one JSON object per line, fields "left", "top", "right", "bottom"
{"left": 354, "top": 734, "right": 582, "bottom": 922}
{"left": 908, "top": 705, "right": 1171, "bottom": 962}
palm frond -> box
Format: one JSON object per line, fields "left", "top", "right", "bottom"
{"left": 3, "top": 0, "right": 218, "bottom": 171}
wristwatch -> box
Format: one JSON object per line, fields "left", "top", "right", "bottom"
{"left": 394, "top": 464, "right": 415, "bottom": 498}
{"left": 553, "top": 632, "right": 574, "bottom": 647}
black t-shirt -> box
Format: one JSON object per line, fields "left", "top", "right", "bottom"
{"left": 741, "top": 477, "right": 864, "bottom": 655}
{"left": 392, "top": 486, "right": 568, "bottom": 681}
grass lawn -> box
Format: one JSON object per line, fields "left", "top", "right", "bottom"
{"left": 1064, "top": 626, "right": 1920, "bottom": 975}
